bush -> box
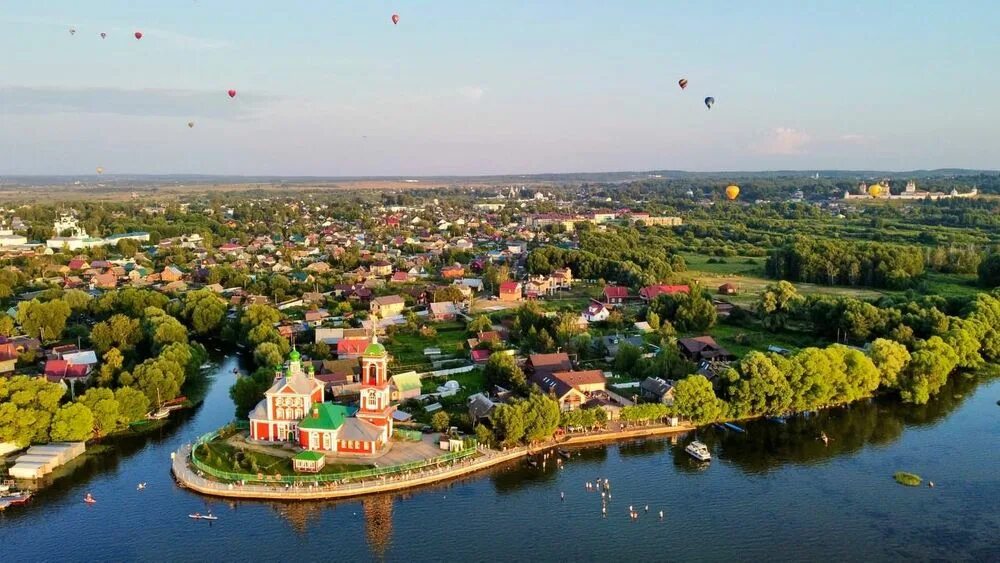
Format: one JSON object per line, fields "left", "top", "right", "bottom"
{"left": 893, "top": 471, "right": 922, "bottom": 487}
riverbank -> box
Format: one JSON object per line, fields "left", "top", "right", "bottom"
{"left": 171, "top": 422, "right": 697, "bottom": 501}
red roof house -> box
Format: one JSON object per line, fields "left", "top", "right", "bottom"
{"left": 639, "top": 284, "right": 690, "bottom": 301}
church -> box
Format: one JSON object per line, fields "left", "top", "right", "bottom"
{"left": 248, "top": 339, "right": 395, "bottom": 456}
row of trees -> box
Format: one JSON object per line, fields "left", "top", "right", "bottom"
{"left": 0, "top": 376, "right": 151, "bottom": 446}
{"left": 766, "top": 237, "right": 925, "bottom": 289}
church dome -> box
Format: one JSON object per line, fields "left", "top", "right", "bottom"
{"left": 289, "top": 348, "right": 301, "bottom": 362}
{"left": 363, "top": 342, "right": 386, "bottom": 357}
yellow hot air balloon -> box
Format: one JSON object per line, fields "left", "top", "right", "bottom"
{"left": 725, "top": 185, "right": 740, "bottom": 200}
{"left": 96, "top": 166, "right": 104, "bottom": 174}
{"left": 868, "top": 184, "right": 882, "bottom": 197}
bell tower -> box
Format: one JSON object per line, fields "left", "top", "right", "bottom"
{"left": 357, "top": 333, "right": 394, "bottom": 430}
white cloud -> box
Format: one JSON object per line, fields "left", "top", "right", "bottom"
{"left": 758, "top": 127, "right": 811, "bottom": 155}
{"left": 457, "top": 86, "right": 485, "bottom": 101}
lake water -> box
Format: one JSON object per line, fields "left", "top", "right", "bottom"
{"left": 2, "top": 355, "right": 998, "bottom": 562}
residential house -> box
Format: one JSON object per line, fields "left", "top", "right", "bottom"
{"left": 389, "top": 372, "right": 423, "bottom": 402}
{"left": 602, "top": 285, "right": 629, "bottom": 305}
{"left": 582, "top": 300, "right": 610, "bottom": 323}
{"left": 304, "top": 261, "right": 331, "bottom": 274}
{"left": 370, "top": 260, "right": 393, "bottom": 277}
{"left": 677, "top": 336, "right": 734, "bottom": 362}
{"left": 337, "top": 338, "right": 370, "bottom": 360}
{"left": 371, "top": 295, "right": 406, "bottom": 318}
{"left": 304, "top": 309, "right": 330, "bottom": 327}
{"left": 531, "top": 369, "right": 606, "bottom": 411}
{"left": 468, "top": 392, "right": 496, "bottom": 422}
{"left": 640, "top": 377, "right": 676, "bottom": 404}
{"left": 527, "top": 352, "right": 573, "bottom": 376}
{"left": 499, "top": 281, "right": 522, "bottom": 303}
{"left": 441, "top": 263, "right": 465, "bottom": 280}
{"left": 390, "top": 271, "right": 412, "bottom": 284}
{"left": 639, "top": 284, "right": 690, "bottom": 301}
{"left": 718, "top": 283, "right": 738, "bottom": 295}
{"left": 429, "top": 301, "right": 458, "bottom": 321}
{"left": 0, "top": 341, "right": 18, "bottom": 374}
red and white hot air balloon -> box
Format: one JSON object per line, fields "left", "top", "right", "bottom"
{"left": 227, "top": 89, "right": 237, "bottom": 98}
{"left": 391, "top": 13, "right": 400, "bottom": 25}
{"left": 134, "top": 31, "right": 142, "bottom": 40}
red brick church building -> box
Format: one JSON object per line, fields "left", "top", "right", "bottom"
{"left": 248, "top": 340, "right": 394, "bottom": 456}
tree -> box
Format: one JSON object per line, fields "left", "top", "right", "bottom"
{"left": 646, "top": 311, "right": 661, "bottom": 331}
{"left": 433, "top": 285, "right": 465, "bottom": 303}
{"left": 0, "top": 314, "right": 14, "bottom": 337}
{"left": 492, "top": 403, "right": 525, "bottom": 447}
{"left": 673, "top": 375, "right": 726, "bottom": 424}
{"left": 90, "top": 314, "right": 141, "bottom": 354}
{"left": 978, "top": 253, "right": 1000, "bottom": 288}
{"left": 520, "top": 392, "right": 560, "bottom": 443}
{"left": 0, "top": 375, "right": 65, "bottom": 445}
{"left": 474, "top": 423, "right": 496, "bottom": 448}
{"left": 78, "top": 387, "right": 120, "bottom": 437}
{"left": 614, "top": 343, "right": 643, "bottom": 377}
{"left": 726, "top": 352, "right": 792, "bottom": 417}
{"left": 183, "top": 289, "right": 228, "bottom": 335}
{"left": 254, "top": 342, "right": 284, "bottom": 369}
{"left": 869, "top": 338, "right": 911, "bottom": 388}
{"left": 898, "top": 337, "right": 959, "bottom": 404}
{"left": 17, "top": 298, "right": 72, "bottom": 342}
{"left": 431, "top": 411, "right": 451, "bottom": 432}
{"left": 50, "top": 403, "right": 95, "bottom": 442}
{"left": 483, "top": 264, "right": 510, "bottom": 292}
{"left": 312, "top": 341, "right": 330, "bottom": 359}
{"left": 229, "top": 368, "right": 274, "bottom": 418}
{"left": 62, "top": 289, "right": 92, "bottom": 312}
{"left": 124, "top": 357, "right": 185, "bottom": 406}
{"left": 754, "top": 281, "right": 802, "bottom": 331}
{"left": 115, "top": 386, "right": 150, "bottom": 425}
{"left": 467, "top": 315, "right": 493, "bottom": 334}
{"left": 96, "top": 347, "right": 125, "bottom": 387}
{"left": 484, "top": 353, "right": 526, "bottom": 390}
{"left": 145, "top": 311, "right": 189, "bottom": 350}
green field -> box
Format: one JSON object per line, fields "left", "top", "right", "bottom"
{"left": 385, "top": 321, "right": 468, "bottom": 371}
{"left": 703, "top": 322, "right": 829, "bottom": 359}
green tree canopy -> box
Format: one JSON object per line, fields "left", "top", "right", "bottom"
{"left": 50, "top": 402, "right": 95, "bottom": 442}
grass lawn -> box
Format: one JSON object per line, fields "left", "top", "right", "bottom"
{"left": 197, "top": 440, "right": 372, "bottom": 476}
{"left": 681, "top": 253, "right": 766, "bottom": 276}
{"left": 919, "top": 272, "right": 982, "bottom": 299}
{"left": 386, "top": 321, "right": 468, "bottom": 372}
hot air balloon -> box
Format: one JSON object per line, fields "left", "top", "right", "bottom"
{"left": 392, "top": 13, "right": 400, "bottom": 25}
{"left": 705, "top": 97, "right": 715, "bottom": 109}
{"left": 725, "top": 185, "right": 740, "bottom": 200}
{"left": 868, "top": 184, "right": 882, "bottom": 197}
{"left": 100, "top": 32, "right": 107, "bottom": 39}
{"left": 678, "top": 79, "right": 688, "bottom": 90}
{"left": 187, "top": 122, "right": 195, "bottom": 128}
{"left": 69, "top": 27, "right": 76, "bottom": 36}
{"left": 96, "top": 167, "right": 104, "bottom": 175}
{"left": 227, "top": 89, "right": 237, "bottom": 98}
{"left": 134, "top": 31, "right": 142, "bottom": 40}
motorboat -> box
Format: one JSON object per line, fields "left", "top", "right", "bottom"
{"left": 147, "top": 409, "right": 170, "bottom": 420}
{"left": 684, "top": 441, "right": 712, "bottom": 462}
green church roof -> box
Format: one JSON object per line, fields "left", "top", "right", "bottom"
{"left": 363, "top": 342, "right": 386, "bottom": 357}
{"left": 298, "top": 403, "right": 357, "bottom": 431}
{"left": 289, "top": 348, "right": 301, "bottom": 362}
{"left": 293, "top": 450, "right": 325, "bottom": 462}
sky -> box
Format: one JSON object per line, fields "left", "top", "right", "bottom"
{"left": 1, "top": 1, "right": 998, "bottom": 176}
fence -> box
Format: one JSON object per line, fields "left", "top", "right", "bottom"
{"left": 189, "top": 431, "right": 477, "bottom": 485}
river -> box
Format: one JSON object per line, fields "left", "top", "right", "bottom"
{"left": 2, "top": 355, "right": 998, "bottom": 562}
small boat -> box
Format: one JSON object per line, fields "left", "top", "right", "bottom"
{"left": 148, "top": 409, "right": 169, "bottom": 420}
{"left": 200, "top": 362, "right": 212, "bottom": 369}
{"left": 189, "top": 513, "right": 218, "bottom": 521}
{"left": 713, "top": 423, "right": 727, "bottom": 431}
{"left": 684, "top": 441, "right": 712, "bottom": 462}
{"left": 723, "top": 422, "right": 745, "bottom": 433}
{"left": 558, "top": 449, "right": 571, "bottom": 460}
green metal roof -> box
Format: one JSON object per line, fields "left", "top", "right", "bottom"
{"left": 363, "top": 342, "right": 386, "bottom": 357}
{"left": 297, "top": 403, "right": 357, "bottom": 430}
{"left": 293, "top": 450, "right": 325, "bottom": 462}
{"left": 289, "top": 348, "right": 301, "bottom": 362}
{"left": 391, "top": 372, "right": 422, "bottom": 392}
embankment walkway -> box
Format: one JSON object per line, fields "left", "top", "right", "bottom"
{"left": 171, "top": 422, "right": 695, "bottom": 501}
